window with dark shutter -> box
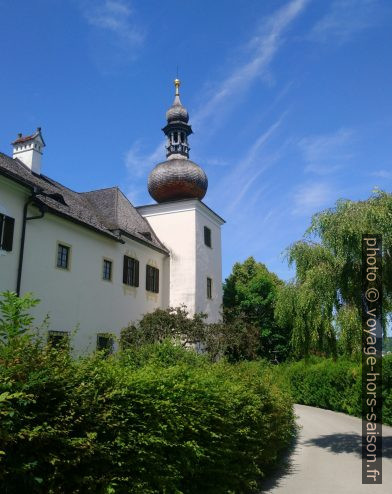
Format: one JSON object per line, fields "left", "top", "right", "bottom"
{"left": 123, "top": 256, "right": 139, "bottom": 287}
{"left": 204, "top": 226, "right": 212, "bottom": 248}
{"left": 146, "top": 265, "right": 159, "bottom": 293}
{"left": 0, "top": 215, "right": 15, "bottom": 252}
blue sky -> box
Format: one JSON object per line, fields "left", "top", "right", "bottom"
{"left": 1, "top": 0, "right": 391, "bottom": 280}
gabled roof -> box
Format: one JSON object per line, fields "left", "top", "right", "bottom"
{"left": 0, "top": 152, "right": 168, "bottom": 254}
{"left": 12, "top": 128, "right": 46, "bottom": 146}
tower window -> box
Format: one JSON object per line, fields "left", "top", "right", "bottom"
{"left": 0, "top": 215, "right": 15, "bottom": 252}
{"left": 174, "top": 131, "right": 178, "bottom": 143}
{"left": 146, "top": 265, "right": 159, "bottom": 293}
{"left": 204, "top": 226, "right": 212, "bottom": 248}
{"left": 207, "top": 277, "right": 212, "bottom": 299}
{"left": 181, "top": 132, "right": 185, "bottom": 143}
{"left": 57, "top": 243, "right": 70, "bottom": 269}
{"left": 123, "top": 256, "right": 139, "bottom": 287}
{"left": 103, "top": 259, "right": 113, "bottom": 281}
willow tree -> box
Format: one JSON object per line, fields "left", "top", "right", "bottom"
{"left": 276, "top": 190, "right": 392, "bottom": 358}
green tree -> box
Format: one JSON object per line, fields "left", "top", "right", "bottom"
{"left": 276, "top": 190, "right": 392, "bottom": 358}
{"left": 223, "top": 257, "right": 291, "bottom": 361}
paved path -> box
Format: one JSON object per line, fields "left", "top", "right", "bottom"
{"left": 260, "top": 404, "right": 392, "bottom": 494}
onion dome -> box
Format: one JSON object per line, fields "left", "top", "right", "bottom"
{"left": 148, "top": 158, "right": 208, "bottom": 203}
{"left": 148, "top": 79, "right": 208, "bottom": 203}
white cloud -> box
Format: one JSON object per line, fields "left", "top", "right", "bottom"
{"left": 123, "top": 0, "right": 307, "bottom": 196}
{"left": 124, "top": 140, "right": 164, "bottom": 178}
{"left": 78, "top": 0, "right": 144, "bottom": 69}
{"left": 310, "top": 0, "right": 379, "bottom": 43}
{"left": 217, "top": 116, "right": 285, "bottom": 213}
{"left": 192, "top": 0, "right": 309, "bottom": 130}
{"left": 371, "top": 169, "right": 392, "bottom": 179}
{"left": 292, "top": 182, "right": 336, "bottom": 215}
{"left": 299, "top": 128, "right": 354, "bottom": 175}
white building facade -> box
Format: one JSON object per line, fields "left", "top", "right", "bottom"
{"left": 0, "top": 80, "right": 224, "bottom": 352}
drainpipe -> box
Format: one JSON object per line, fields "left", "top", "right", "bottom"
{"left": 16, "top": 188, "right": 46, "bottom": 296}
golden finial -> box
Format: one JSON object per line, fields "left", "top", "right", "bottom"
{"left": 174, "top": 78, "right": 180, "bottom": 96}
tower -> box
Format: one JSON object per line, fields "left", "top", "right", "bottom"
{"left": 138, "top": 80, "right": 224, "bottom": 322}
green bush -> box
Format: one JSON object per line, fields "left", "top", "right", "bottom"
{"left": 120, "top": 306, "right": 261, "bottom": 363}
{"left": 276, "top": 356, "right": 392, "bottom": 426}
{"left": 0, "top": 335, "right": 295, "bottom": 493}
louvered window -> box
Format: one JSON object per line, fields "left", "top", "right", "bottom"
{"left": 0, "top": 215, "right": 15, "bottom": 252}
{"left": 146, "top": 265, "right": 159, "bottom": 293}
{"left": 207, "top": 277, "right": 212, "bottom": 299}
{"left": 123, "top": 256, "right": 139, "bottom": 286}
{"left": 204, "top": 226, "right": 212, "bottom": 248}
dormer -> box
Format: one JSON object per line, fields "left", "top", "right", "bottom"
{"left": 12, "top": 127, "right": 46, "bottom": 174}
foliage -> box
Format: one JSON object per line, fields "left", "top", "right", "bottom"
{"left": 223, "top": 257, "right": 291, "bottom": 361}
{"left": 276, "top": 190, "right": 392, "bottom": 358}
{"left": 0, "top": 291, "right": 40, "bottom": 345}
{"left": 274, "top": 356, "right": 392, "bottom": 426}
{"left": 0, "top": 293, "right": 295, "bottom": 493}
{"left": 121, "top": 305, "right": 261, "bottom": 362}
{"left": 120, "top": 305, "right": 206, "bottom": 348}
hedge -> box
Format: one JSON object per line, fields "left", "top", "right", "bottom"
{"left": 276, "top": 356, "right": 392, "bottom": 425}
{"left": 0, "top": 340, "right": 295, "bottom": 493}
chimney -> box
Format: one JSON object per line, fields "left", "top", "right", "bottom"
{"left": 12, "top": 127, "right": 46, "bottom": 174}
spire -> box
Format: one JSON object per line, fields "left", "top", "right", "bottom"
{"left": 163, "top": 78, "right": 192, "bottom": 159}
{"left": 147, "top": 79, "right": 208, "bottom": 203}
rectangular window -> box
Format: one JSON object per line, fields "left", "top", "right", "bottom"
{"left": 48, "top": 330, "right": 69, "bottom": 349}
{"left": 0, "top": 214, "right": 15, "bottom": 252}
{"left": 103, "top": 259, "right": 112, "bottom": 281}
{"left": 123, "top": 256, "right": 139, "bottom": 286}
{"left": 146, "top": 265, "right": 159, "bottom": 293}
{"left": 57, "top": 244, "right": 70, "bottom": 269}
{"left": 207, "top": 277, "right": 212, "bottom": 299}
{"left": 204, "top": 226, "right": 212, "bottom": 248}
{"left": 97, "top": 334, "right": 114, "bottom": 354}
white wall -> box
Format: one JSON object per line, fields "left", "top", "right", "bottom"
{"left": 138, "top": 199, "right": 224, "bottom": 322}
{"left": 195, "top": 206, "right": 223, "bottom": 322}
{"left": 0, "top": 176, "right": 28, "bottom": 291}
{"left": 0, "top": 176, "right": 168, "bottom": 353}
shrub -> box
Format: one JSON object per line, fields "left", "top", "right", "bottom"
{"left": 0, "top": 292, "right": 295, "bottom": 494}
{"left": 120, "top": 306, "right": 261, "bottom": 362}
{"left": 276, "top": 356, "right": 392, "bottom": 426}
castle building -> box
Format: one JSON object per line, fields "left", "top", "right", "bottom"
{"left": 0, "top": 80, "right": 224, "bottom": 352}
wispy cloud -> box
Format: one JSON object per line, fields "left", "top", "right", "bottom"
{"left": 125, "top": 140, "right": 163, "bottom": 178}
{"left": 292, "top": 182, "right": 336, "bottom": 215}
{"left": 299, "top": 128, "right": 354, "bottom": 175}
{"left": 123, "top": 0, "right": 307, "bottom": 200}
{"left": 310, "top": 0, "right": 380, "bottom": 43}
{"left": 192, "top": 0, "right": 308, "bottom": 130}
{"left": 371, "top": 169, "right": 392, "bottom": 179}
{"left": 217, "top": 115, "right": 286, "bottom": 213}
{"left": 78, "top": 0, "right": 144, "bottom": 70}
